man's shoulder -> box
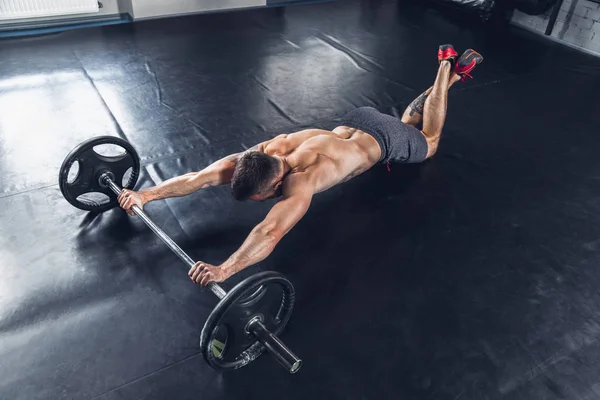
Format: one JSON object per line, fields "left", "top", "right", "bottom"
{"left": 282, "top": 169, "right": 314, "bottom": 189}
{"left": 283, "top": 160, "right": 329, "bottom": 192}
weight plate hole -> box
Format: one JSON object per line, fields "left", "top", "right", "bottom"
{"left": 67, "top": 160, "right": 80, "bottom": 184}
{"left": 211, "top": 324, "right": 229, "bottom": 360}
{"left": 93, "top": 143, "right": 127, "bottom": 158}
{"left": 76, "top": 192, "right": 111, "bottom": 207}
{"left": 122, "top": 167, "right": 133, "bottom": 187}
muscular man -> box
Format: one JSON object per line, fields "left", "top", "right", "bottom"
{"left": 118, "top": 45, "right": 483, "bottom": 286}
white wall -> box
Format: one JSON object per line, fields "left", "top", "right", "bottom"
{"left": 0, "top": 0, "right": 127, "bottom": 28}
{"left": 130, "top": 0, "right": 266, "bottom": 20}
{"left": 119, "top": 0, "right": 134, "bottom": 17}
{"left": 0, "top": 0, "right": 266, "bottom": 28}
{"left": 512, "top": 0, "right": 600, "bottom": 55}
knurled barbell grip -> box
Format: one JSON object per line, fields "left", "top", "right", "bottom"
{"left": 103, "top": 175, "right": 227, "bottom": 299}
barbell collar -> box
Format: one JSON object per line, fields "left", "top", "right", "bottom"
{"left": 247, "top": 318, "right": 302, "bottom": 374}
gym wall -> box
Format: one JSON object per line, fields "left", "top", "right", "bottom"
{"left": 0, "top": 0, "right": 333, "bottom": 33}
{"left": 0, "top": 0, "right": 260, "bottom": 25}
{"left": 512, "top": 0, "right": 600, "bottom": 55}
{"left": 129, "top": 0, "right": 264, "bottom": 20}
{"left": 0, "top": 0, "right": 129, "bottom": 31}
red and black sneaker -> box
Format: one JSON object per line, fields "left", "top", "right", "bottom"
{"left": 454, "top": 49, "right": 483, "bottom": 82}
{"left": 438, "top": 44, "right": 458, "bottom": 66}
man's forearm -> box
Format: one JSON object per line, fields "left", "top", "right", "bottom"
{"left": 221, "top": 226, "right": 280, "bottom": 276}
{"left": 139, "top": 172, "right": 212, "bottom": 202}
{"left": 140, "top": 156, "right": 238, "bottom": 203}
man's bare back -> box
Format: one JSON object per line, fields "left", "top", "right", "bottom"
{"left": 260, "top": 127, "right": 381, "bottom": 194}
{"left": 116, "top": 45, "right": 482, "bottom": 287}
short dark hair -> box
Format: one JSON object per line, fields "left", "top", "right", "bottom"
{"left": 231, "top": 152, "right": 280, "bottom": 200}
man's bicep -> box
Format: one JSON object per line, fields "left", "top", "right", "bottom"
{"left": 263, "top": 194, "right": 312, "bottom": 238}
{"left": 268, "top": 173, "right": 315, "bottom": 234}
{"left": 194, "top": 153, "right": 239, "bottom": 187}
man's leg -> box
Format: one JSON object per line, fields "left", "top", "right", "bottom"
{"left": 420, "top": 61, "right": 458, "bottom": 157}
{"left": 402, "top": 47, "right": 483, "bottom": 129}
{"left": 401, "top": 72, "right": 460, "bottom": 127}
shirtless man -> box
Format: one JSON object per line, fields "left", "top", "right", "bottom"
{"left": 118, "top": 45, "right": 483, "bottom": 286}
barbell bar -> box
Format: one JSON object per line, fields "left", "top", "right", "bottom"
{"left": 99, "top": 172, "right": 302, "bottom": 374}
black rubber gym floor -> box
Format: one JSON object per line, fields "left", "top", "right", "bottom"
{"left": 2, "top": 0, "right": 600, "bottom": 399}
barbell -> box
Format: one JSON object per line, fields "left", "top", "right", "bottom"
{"left": 58, "top": 136, "right": 302, "bottom": 373}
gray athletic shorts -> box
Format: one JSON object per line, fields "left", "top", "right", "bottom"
{"left": 340, "top": 107, "right": 428, "bottom": 164}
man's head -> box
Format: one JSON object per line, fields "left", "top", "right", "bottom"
{"left": 231, "top": 152, "right": 284, "bottom": 201}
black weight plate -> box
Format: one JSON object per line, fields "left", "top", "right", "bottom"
{"left": 59, "top": 136, "right": 140, "bottom": 212}
{"left": 212, "top": 286, "right": 280, "bottom": 363}
{"left": 200, "top": 271, "right": 295, "bottom": 371}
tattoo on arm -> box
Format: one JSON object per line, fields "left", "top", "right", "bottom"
{"left": 409, "top": 91, "right": 429, "bottom": 117}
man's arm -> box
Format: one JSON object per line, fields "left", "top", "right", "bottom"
{"left": 140, "top": 153, "right": 239, "bottom": 202}
{"left": 189, "top": 174, "right": 313, "bottom": 285}
{"left": 118, "top": 145, "right": 261, "bottom": 213}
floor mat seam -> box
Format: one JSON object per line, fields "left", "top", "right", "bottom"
{"left": 88, "top": 352, "right": 203, "bottom": 400}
